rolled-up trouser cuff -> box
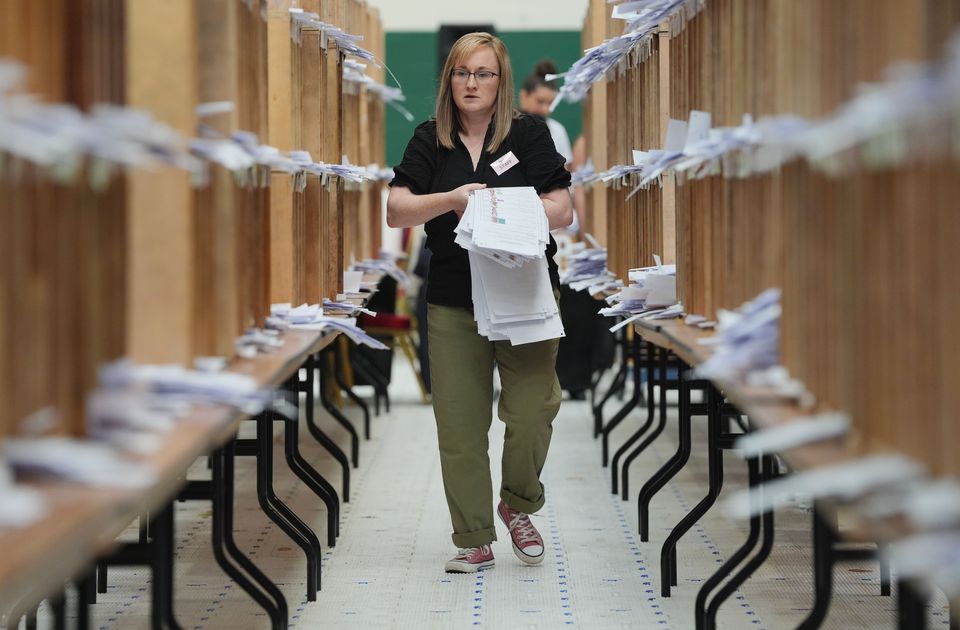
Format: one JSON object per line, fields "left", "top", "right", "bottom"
{"left": 501, "top": 485, "right": 545, "bottom": 515}
{"left": 452, "top": 526, "right": 497, "bottom": 548}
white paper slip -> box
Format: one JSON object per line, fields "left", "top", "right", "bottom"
{"left": 734, "top": 412, "right": 850, "bottom": 458}
{"left": 724, "top": 455, "right": 924, "bottom": 519}
{"left": 343, "top": 270, "right": 363, "bottom": 294}
{"left": 664, "top": 118, "right": 689, "bottom": 152}
{"left": 3, "top": 437, "right": 158, "bottom": 488}
{"left": 683, "top": 110, "right": 713, "bottom": 154}
{"left": 644, "top": 273, "right": 677, "bottom": 307}
{"left": 609, "top": 312, "right": 645, "bottom": 333}
{"left": 886, "top": 533, "right": 960, "bottom": 598}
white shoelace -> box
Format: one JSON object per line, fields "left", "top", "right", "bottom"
{"left": 455, "top": 546, "right": 487, "bottom": 560}
{"left": 507, "top": 513, "right": 541, "bottom": 546}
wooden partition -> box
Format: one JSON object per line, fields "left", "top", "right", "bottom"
{"left": 1, "top": 2, "right": 127, "bottom": 437}
{"left": 237, "top": 1, "right": 272, "bottom": 332}
{"left": 296, "top": 0, "right": 327, "bottom": 303}
{"left": 194, "top": 0, "right": 272, "bottom": 356}
{"left": 614, "top": 31, "right": 673, "bottom": 280}
{"left": 365, "top": 5, "right": 386, "bottom": 260}
{"left": 322, "top": 0, "right": 346, "bottom": 296}
{"left": 341, "top": 0, "right": 361, "bottom": 269}
{"left": 581, "top": 0, "right": 608, "bottom": 242}
{"left": 373, "top": 7, "right": 386, "bottom": 258}
{"left": 124, "top": 1, "right": 198, "bottom": 365}
{"left": 266, "top": 1, "right": 298, "bottom": 304}
{"left": 0, "top": 0, "right": 387, "bottom": 438}
{"left": 581, "top": 0, "right": 676, "bottom": 279}
{"left": 195, "top": 0, "right": 242, "bottom": 358}
{"left": 585, "top": 0, "right": 960, "bottom": 475}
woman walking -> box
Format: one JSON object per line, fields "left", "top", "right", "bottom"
{"left": 387, "top": 32, "right": 572, "bottom": 573}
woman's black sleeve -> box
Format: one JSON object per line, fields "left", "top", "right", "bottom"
{"left": 519, "top": 116, "right": 572, "bottom": 195}
{"left": 389, "top": 121, "right": 437, "bottom": 195}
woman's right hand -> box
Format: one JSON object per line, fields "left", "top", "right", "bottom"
{"left": 448, "top": 183, "right": 487, "bottom": 216}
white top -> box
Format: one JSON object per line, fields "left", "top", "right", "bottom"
{"left": 546, "top": 117, "right": 573, "bottom": 165}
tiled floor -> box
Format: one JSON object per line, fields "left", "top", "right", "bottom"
{"left": 39, "top": 358, "right": 950, "bottom": 629}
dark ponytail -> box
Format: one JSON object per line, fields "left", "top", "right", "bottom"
{"left": 521, "top": 58, "right": 559, "bottom": 94}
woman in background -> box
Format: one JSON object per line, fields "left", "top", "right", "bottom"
{"left": 519, "top": 60, "right": 600, "bottom": 400}
{"left": 519, "top": 59, "right": 573, "bottom": 170}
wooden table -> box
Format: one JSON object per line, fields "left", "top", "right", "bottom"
{"left": 0, "top": 329, "right": 339, "bottom": 617}
{"left": 632, "top": 318, "right": 905, "bottom": 542}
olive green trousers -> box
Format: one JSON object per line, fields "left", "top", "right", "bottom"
{"left": 427, "top": 302, "right": 562, "bottom": 548}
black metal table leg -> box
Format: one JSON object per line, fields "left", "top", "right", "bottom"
{"left": 601, "top": 333, "right": 643, "bottom": 467}
{"left": 659, "top": 384, "right": 724, "bottom": 596}
{"left": 332, "top": 342, "right": 371, "bottom": 440}
{"left": 639, "top": 364, "right": 692, "bottom": 542}
{"left": 589, "top": 353, "right": 610, "bottom": 409}
{"left": 255, "top": 414, "right": 321, "bottom": 600}
{"left": 319, "top": 349, "right": 360, "bottom": 468}
{"left": 284, "top": 373, "right": 341, "bottom": 542}
{"left": 879, "top": 543, "right": 892, "bottom": 596}
{"left": 283, "top": 410, "right": 341, "bottom": 546}
{"left": 612, "top": 340, "right": 657, "bottom": 495}
{"left": 99, "top": 506, "right": 183, "bottom": 629}
{"left": 594, "top": 328, "right": 629, "bottom": 438}
{"left": 304, "top": 357, "right": 351, "bottom": 501}
{"left": 797, "top": 503, "right": 838, "bottom": 630}
{"left": 304, "top": 354, "right": 318, "bottom": 425}
{"left": 77, "top": 569, "right": 95, "bottom": 630}
{"left": 351, "top": 350, "right": 390, "bottom": 413}
{"left": 139, "top": 512, "right": 150, "bottom": 544}
{"left": 96, "top": 560, "right": 108, "bottom": 595}
{"left": 50, "top": 589, "right": 67, "bottom": 630}
{"left": 897, "top": 580, "right": 928, "bottom": 630}
{"left": 621, "top": 345, "right": 672, "bottom": 501}
{"left": 696, "top": 456, "right": 762, "bottom": 629}
{"left": 702, "top": 455, "right": 777, "bottom": 630}
{"left": 211, "top": 442, "right": 288, "bottom": 629}
{"left": 149, "top": 502, "right": 182, "bottom": 630}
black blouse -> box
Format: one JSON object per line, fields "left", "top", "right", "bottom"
{"left": 390, "top": 113, "right": 571, "bottom": 308}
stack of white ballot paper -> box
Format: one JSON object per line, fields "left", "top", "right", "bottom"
{"left": 455, "top": 187, "right": 564, "bottom": 345}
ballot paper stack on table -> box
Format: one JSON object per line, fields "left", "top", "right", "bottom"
{"left": 600, "top": 257, "right": 683, "bottom": 331}
{"left": 694, "top": 288, "right": 783, "bottom": 383}
{"left": 455, "top": 187, "right": 565, "bottom": 345}
{"left": 559, "top": 235, "right": 620, "bottom": 294}
{"left": 0, "top": 458, "right": 48, "bottom": 529}
{"left": 269, "top": 303, "right": 389, "bottom": 350}
{"left": 351, "top": 254, "right": 410, "bottom": 287}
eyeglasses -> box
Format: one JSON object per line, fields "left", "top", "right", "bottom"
{"left": 450, "top": 69, "right": 500, "bottom": 84}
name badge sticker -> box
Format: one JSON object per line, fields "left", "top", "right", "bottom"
{"left": 491, "top": 151, "right": 519, "bottom": 176}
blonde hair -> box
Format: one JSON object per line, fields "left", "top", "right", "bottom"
{"left": 435, "top": 32, "right": 516, "bottom": 153}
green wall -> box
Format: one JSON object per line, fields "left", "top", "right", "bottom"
{"left": 384, "top": 30, "right": 583, "bottom": 167}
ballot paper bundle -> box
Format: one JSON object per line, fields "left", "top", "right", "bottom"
{"left": 455, "top": 187, "right": 550, "bottom": 267}
{"left": 0, "top": 458, "right": 48, "bottom": 529}
{"left": 455, "top": 187, "right": 565, "bottom": 345}
{"left": 694, "top": 288, "right": 781, "bottom": 382}
{"left": 352, "top": 255, "right": 410, "bottom": 287}
{"left": 322, "top": 298, "right": 375, "bottom": 318}
{"left": 98, "top": 360, "right": 274, "bottom": 415}
{"left": 600, "top": 259, "right": 681, "bottom": 331}
{"left": 553, "top": 0, "right": 701, "bottom": 108}
{"left": 559, "top": 237, "right": 617, "bottom": 292}
{"left": 3, "top": 437, "right": 158, "bottom": 489}
{"left": 270, "top": 303, "right": 388, "bottom": 350}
